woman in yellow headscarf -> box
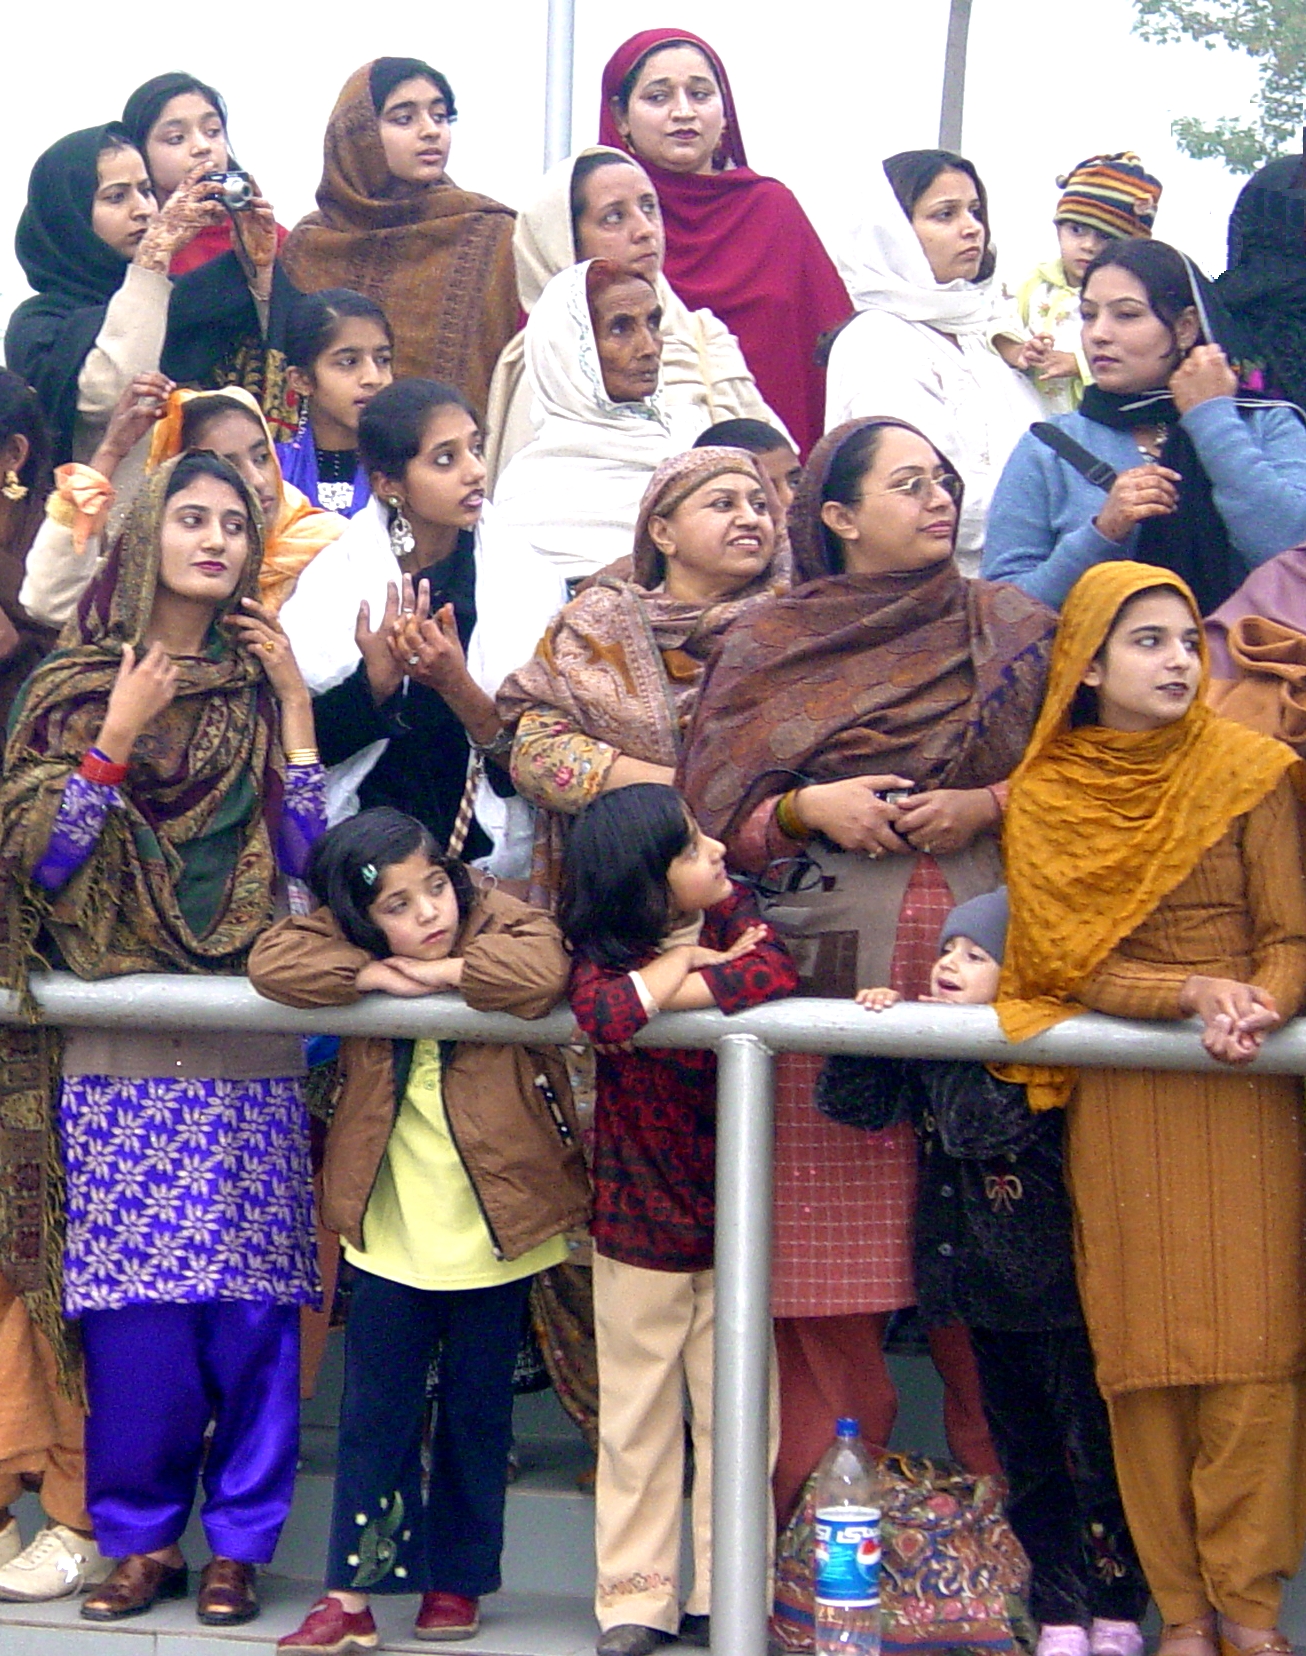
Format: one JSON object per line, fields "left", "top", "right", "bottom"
{"left": 19, "top": 378, "right": 345, "bottom": 630}
{"left": 998, "top": 560, "right": 1306, "bottom": 1656}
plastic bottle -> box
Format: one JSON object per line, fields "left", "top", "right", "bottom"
{"left": 812, "top": 1416, "right": 882, "bottom": 1656}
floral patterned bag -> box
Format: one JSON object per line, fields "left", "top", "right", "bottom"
{"left": 772, "top": 1449, "right": 1031, "bottom": 1653}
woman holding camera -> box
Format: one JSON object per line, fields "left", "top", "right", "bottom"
{"left": 4, "top": 123, "right": 278, "bottom": 501}
{"left": 121, "top": 71, "right": 290, "bottom": 277}
{"left": 680, "top": 416, "right": 1055, "bottom": 1521}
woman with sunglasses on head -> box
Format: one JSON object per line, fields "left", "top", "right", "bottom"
{"left": 681, "top": 417, "right": 1055, "bottom": 1526}
{"left": 983, "top": 239, "right": 1306, "bottom": 613}
{"left": 825, "top": 151, "right": 1042, "bottom": 575}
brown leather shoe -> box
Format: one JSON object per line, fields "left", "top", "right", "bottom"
{"left": 197, "top": 1556, "right": 259, "bottom": 1625}
{"left": 81, "top": 1553, "right": 188, "bottom": 1621}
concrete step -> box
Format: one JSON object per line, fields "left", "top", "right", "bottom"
{"left": 0, "top": 1576, "right": 626, "bottom": 1655}
{"left": 11, "top": 1343, "right": 1306, "bottom": 1652}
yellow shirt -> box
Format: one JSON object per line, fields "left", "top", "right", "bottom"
{"left": 343, "top": 1039, "right": 567, "bottom": 1291}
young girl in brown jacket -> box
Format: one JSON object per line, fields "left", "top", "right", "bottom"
{"left": 249, "top": 806, "right": 587, "bottom": 1654}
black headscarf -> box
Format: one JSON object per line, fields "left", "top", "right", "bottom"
{"left": 1079, "top": 242, "right": 1288, "bottom": 615}
{"left": 1078, "top": 385, "right": 1246, "bottom": 616}
{"left": 1215, "top": 156, "right": 1306, "bottom": 411}
{"left": 4, "top": 124, "right": 264, "bottom": 465}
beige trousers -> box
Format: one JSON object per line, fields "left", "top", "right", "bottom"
{"left": 1108, "top": 1379, "right": 1306, "bottom": 1627}
{"left": 592, "top": 1254, "right": 778, "bottom": 1634}
{"left": 0, "top": 1275, "right": 90, "bottom": 1531}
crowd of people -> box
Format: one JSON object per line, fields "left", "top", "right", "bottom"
{"left": 2, "top": 25, "right": 1306, "bottom": 1656}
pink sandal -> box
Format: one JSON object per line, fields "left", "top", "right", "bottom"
{"left": 1091, "top": 1620, "right": 1145, "bottom": 1656}
{"left": 1037, "top": 1627, "right": 1090, "bottom": 1656}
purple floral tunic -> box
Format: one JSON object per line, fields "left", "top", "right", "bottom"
{"left": 37, "top": 765, "right": 326, "bottom": 1316}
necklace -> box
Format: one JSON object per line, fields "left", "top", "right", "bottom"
{"left": 1133, "top": 423, "right": 1169, "bottom": 460}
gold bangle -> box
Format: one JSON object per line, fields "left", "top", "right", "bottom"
{"left": 776, "top": 788, "right": 810, "bottom": 842}
{"left": 285, "top": 748, "right": 320, "bottom": 767}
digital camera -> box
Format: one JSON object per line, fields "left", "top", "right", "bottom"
{"left": 204, "top": 170, "right": 254, "bottom": 212}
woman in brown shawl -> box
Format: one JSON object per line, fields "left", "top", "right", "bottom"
{"left": 495, "top": 444, "right": 787, "bottom": 1451}
{"left": 281, "top": 58, "right": 516, "bottom": 416}
{"left": 0, "top": 452, "right": 325, "bottom": 1625}
{"left": 679, "top": 416, "right": 1056, "bottom": 1522}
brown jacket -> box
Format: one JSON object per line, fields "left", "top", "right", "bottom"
{"left": 248, "top": 886, "right": 589, "bottom": 1261}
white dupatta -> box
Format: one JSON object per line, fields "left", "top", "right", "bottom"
{"left": 492, "top": 260, "right": 682, "bottom": 578}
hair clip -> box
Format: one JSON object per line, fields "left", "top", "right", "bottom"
{"left": 360, "top": 863, "right": 378, "bottom": 886}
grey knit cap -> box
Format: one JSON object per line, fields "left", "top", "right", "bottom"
{"left": 938, "top": 887, "right": 1008, "bottom": 964}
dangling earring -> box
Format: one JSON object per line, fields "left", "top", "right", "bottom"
{"left": 1, "top": 470, "right": 26, "bottom": 502}
{"left": 387, "top": 496, "right": 414, "bottom": 556}
{"left": 295, "top": 394, "right": 309, "bottom": 438}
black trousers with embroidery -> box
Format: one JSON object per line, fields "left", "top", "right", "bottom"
{"left": 969, "top": 1324, "right": 1150, "bottom": 1627}
{"left": 326, "top": 1266, "right": 530, "bottom": 1597}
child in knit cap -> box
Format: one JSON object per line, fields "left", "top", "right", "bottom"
{"left": 816, "top": 888, "right": 1148, "bottom": 1656}
{"left": 997, "top": 153, "right": 1163, "bottom": 413}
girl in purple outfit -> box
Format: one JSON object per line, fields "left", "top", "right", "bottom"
{"left": 0, "top": 451, "right": 325, "bottom": 1629}
{"left": 276, "top": 289, "right": 394, "bottom": 516}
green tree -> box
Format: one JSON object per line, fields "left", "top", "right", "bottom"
{"left": 1132, "top": 0, "right": 1306, "bottom": 173}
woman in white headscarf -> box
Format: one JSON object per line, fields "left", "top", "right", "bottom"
{"left": 826, "top": 150, "right": 1041, "bottom": 572}
{"left": 483, "top": 146, "right": 784, "bottom": 488}
{"left": 492, "top": 258, "right": 682, "bottom": 582}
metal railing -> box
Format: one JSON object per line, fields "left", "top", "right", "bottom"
{"left": 6, "top": 973, "right": 1306, "bottom": 1656}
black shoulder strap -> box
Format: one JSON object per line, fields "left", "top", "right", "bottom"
{"left": 1030, "top": 421, "right": 1118, "bottom": 492}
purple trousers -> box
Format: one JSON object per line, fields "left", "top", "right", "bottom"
{"left": 81, "top": 1301, "right": 299, "bottom": 1562}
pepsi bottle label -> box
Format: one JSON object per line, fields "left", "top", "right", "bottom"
{"left": 814, "top": 1505, "right": 881, "bottom": 1609}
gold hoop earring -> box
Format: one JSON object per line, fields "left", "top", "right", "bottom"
{"left": 1, "top": 470, "right": 26, "bottom": 502}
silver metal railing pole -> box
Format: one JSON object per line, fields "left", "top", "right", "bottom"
{"left": 543, "top": 0, "right": 576, "bottom": 170}
{"left": 712, "top": 1032, "right": 776, "bottom": 1656}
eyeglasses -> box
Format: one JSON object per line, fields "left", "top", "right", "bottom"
{"left": 861, "top": 472, "right": 963, "bottom": 506}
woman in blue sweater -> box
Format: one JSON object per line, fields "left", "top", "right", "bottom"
{"left": 982, "top": 239, "right": 1306, "bottom": 613}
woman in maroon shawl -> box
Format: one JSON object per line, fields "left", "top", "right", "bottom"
{"left": 680, "top": 417, "right": 1056, "bottom": 1523}
{"left": 598, "top": 28, "right": 849, "bottom": 456}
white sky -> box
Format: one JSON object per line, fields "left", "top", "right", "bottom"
{"left": 0, "top": 0, "right": 1268, "bottom": 337}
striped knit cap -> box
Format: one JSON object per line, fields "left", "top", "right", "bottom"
{"left": 1054, "top": 152, "right": 1161, "bottom": 240}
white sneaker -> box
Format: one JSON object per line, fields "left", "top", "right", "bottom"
{"left": 0, "top": 1523, "right": 112, "bottom": 1601}
{"left": 0, "top": 1517, "right": 20, "bottom": 1569}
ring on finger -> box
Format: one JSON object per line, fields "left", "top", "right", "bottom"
{"left": 407, "top": 654, "right": 420, "bottom": 667}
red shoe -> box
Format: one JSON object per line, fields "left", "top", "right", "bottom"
{"left": 415, "top": 1590, "right": 480, "bottom": 1640}
{"left": 277, "top": 1594, "right": 379, "bottom": 1653}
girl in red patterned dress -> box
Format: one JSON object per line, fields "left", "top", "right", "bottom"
{"left": 560, "top": 783, "right": 797, "bottom": 1656}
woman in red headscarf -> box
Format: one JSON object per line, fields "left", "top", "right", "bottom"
{"left": 599, "top": 29, "right": 850, "bottom": 456}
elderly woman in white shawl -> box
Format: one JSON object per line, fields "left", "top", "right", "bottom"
{"left": 279, "top": 377, "right": 565, "bottom": 879}
{"left": 493, "top": 258, "right": 691, "bottom": 583}
{"left": 483, "top": 146, "right": 785, "bottom": 487}
{"left": 825, "top": 149, "right": 1040, "bottom": 572}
